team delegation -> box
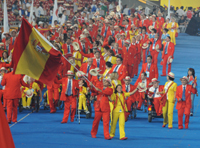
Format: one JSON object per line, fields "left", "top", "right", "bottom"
{"left": 0, "top": 9, "right": 198, "bottom": 140}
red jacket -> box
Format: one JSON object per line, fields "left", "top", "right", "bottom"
{"left": 122, "top": 84, "right": 139, "bottom": 101}
{"left": 101, "top": 26, "right": 110, "bottom": 37}
{"left": 129, "top": 18, "right": 139, "bottom": 27}
{"left": 79, "top": 63, "right": 96, "bottom": 81}
{"left": 140, "top": 33, "right": 149, "bottom": 45}
{"left": 91, "top": 82, "right": 113, "bottom": 112}
{"left": 1, "top": 72, "right": 29, "bottom": 99}
{"left": 162, "top": 42, "right": 175, "bottom": 59}
{"left": 55, "top": 77, "right": 78, "bottom": 101}
{"left": 74, "top": 29, "right": 82, "bottom": 39}
{"left": 122, "top": 46, "right": 135, "bottom": 65}
{"left": 149, "top": 38, "right": 162, "bottom": 52}
{"left": 156, "top": 17, "right": 165, "bottom": 29}
{"left": 112, "top": 48, "right": 123, "bottom": 56}
{"left": 176, "top": 84, "right": 196, "bottom": 110}
{"left": 62, "top": 44, "right": 74, "bottom": 55}
{"left": 117, "top": 39, "right": 126, "bottom": 48}
{"left": 109, "top": 64, "right": 128, "bottom": 81}
{"left": 79, "top": 41, "right": 89, "bottom": 54}
{"left": 139, "top": 19, "right": 149, "bottom": 28}
{"left": 136, "top": 62, "right": 158, "bottom": 84}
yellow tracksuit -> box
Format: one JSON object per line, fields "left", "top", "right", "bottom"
{"left": 110, "top": 92, "right": 129, "bottom": 139}
{"left": 110, "top": 80, "right": 122, "bottom": 124}
{"left": 78, "top": 86, "right": 88, "bottom": 111}
{"left": 167, "top": 22, "right": 179, "bottom": 45}
{"left": 162, "top": 81, "right": 177, "bottom": 128}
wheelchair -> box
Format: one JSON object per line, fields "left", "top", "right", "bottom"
{"left": 147, "top": 97, "right": 163, "bottom": 122}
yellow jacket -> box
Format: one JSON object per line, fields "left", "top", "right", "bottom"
{"left": 111, "top": 92, "right": 129, "bottom": 112}
{"left": 79, "top": 86, "right": 87, "bottom": 96}
{"left": 164, "top": 81, "right": 177, "bottom": 103}
{"left": 129, "top": 30, "right": 136, "bottom": 42}
{"left": 167, "top": 22, "right": 179, "bottom": 34}
{"left": 32, "top": 82, "right": 41, "bottom": 95}
{"left": 73, "top": 51, "right": 82, "bottom": 67}
{"left": 105, "top": 56, "right": 117, "bottom": 65}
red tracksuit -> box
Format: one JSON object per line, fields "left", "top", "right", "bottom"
{"left": 1, "top": 72, "right": 29, "bottom": 122}
{"left": 176, "top": 84, "right": 196, "bottom": 129}
{"left": 90, "top": 82, "right": 113, "bottom": 139}
{"left": 55, "top": 77, "right": 78, "bottom": 122}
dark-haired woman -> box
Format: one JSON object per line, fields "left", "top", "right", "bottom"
{"left": 187, "top": 68, "right": 198, "bottom": 116}
{"left": 160, "top": 72, "right": 177, "bottom": 129}
{"left": 110, "top": 84, "right": 138, "bottom": 140}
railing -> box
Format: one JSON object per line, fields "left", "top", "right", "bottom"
{"left": 0, "top": 21, "right": 22, "bottom": 28}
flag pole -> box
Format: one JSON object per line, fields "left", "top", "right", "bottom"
{"left": 28, "top": 0, "right": 34, "bottom": 24}
{"left": 61, "top": 55, "right": 98, "bottom": 90}
{"left": 3, "top": 0, "right": 9, "bottom": 33}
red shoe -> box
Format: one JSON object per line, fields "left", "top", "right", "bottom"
{"left": 120, "top": 137, "right": 128, "bottom": 140}
{"left": 91, "top": 135, "right": 97, "bottom": 138}
{"left": 50, "top": 110, "right": 56, "bottom": 113}
{"left": 162, "top": 124, "right": 166, "bottom": 128}
{"left": 168, "top": 127, "right": 172, "bottom": 129}
{"left": 70, "top": 119, "right": 74, "bottom": 122}
{"left": 12, "top": 121, "right": 17, "bottom": 123}
{"left": 161, "top": 74, "right": 166, "bottom": 76}
{"left": 185, "top": 125, "right": 188, "bottom": 129}
{"left": 61, "top": 121, "right": 67, "bottom": 124}
{"left": 105, "top": 137, "right": 112, "bottom": 140}
{"left": 178, "top": 127, "right": 183, "bottom": 129}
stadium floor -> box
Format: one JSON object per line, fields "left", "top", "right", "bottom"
{"left": 10, "top": 33, "right": 200, "bottom": 148}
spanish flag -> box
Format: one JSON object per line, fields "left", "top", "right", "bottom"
{"left": 13, "top": 18, "right": 62, "bottom": 86}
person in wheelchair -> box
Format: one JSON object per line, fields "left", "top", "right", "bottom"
{"left": 78, "top": 79, "right": 90, "bottom": 114}
{"left": 148, "top": 78, "right": 164, "bottom": 116}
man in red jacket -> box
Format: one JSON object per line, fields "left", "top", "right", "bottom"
{"left": 79, "top": 58, "right": 96, "bottom": 81}
{"left": 55, "top": 71, "right": 79, "bottom": 123}
{"left": 149, "top": 33, "right": 162, "bottom": 64}
{"left": 176, "top": 76, "right": 196, "bottom": 129}
{"left": 122, "top": 76, "right": 139, "bottom": 120}
{"left": 161, "top": 36, "right": 175, "bottom": 76}
{"left": 62, "top": 37, "right": 74, "bottom": 55}
{"left": 109, "top": 57, "right": 128, "bottom": 82}
{"left": 1, "top": 71, "right": 29, "bottom": 123}
{"left": 122, "top": 40, "right": 135, "bottom": 78}
{"left": 90, "top": 78, "right": 113, "bottom": 140}
{"left": 136, "top": 55, "right": 158, "bottom": 84}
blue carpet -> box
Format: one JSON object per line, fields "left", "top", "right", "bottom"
{"left": 10, "top": 33, "right": 200, "bottom": 148}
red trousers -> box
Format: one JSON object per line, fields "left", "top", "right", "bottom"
{"left": 137, "top": 92, "right": 145, "bottom": 109}
{"left": 48, "top": 88, "right": 59, "bottom": 112}
{"left": 7, "top": 99, "right": 19, "bottom": 122}
{"left": 62, "top": 96, "right": 76, "bottom": 122}
{"left": 0, "top": 90, "right": 6, "bottom": 109}
{"left": 126, "top": 64, "right": 134, "bottom": 78}
{"left": 177, "top": 101, "right": 190, "bottom": 128}
{"left": 162, "top": 56, "right": 171, "bottom": 75}
{"left": 91, "top": 111, "right": 110, "bottom": 139}
{"left": 134, "top": 55, "right": 140, "bottom": 76}
{"left": 150, "top": 50, "right": 159, "bottom": 64}
{"left": 142, "top": 49, "right": 146, "bottom": 63}
{"left": 153, "top": 97, "right": 162, "bottom": 116}
{"left": 125, "top": 98, "right": 135, "bottom": 119}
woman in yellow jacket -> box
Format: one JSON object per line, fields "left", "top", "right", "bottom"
{"left": 109, "top": 72, "right": 122, "bottom": 124}
{"left": 99, "top": 61, "right": 112, "bottom": 80}
{"left": 167, "top": 17, "right": 179, "bottom": 45}
{"left": 110, "top": 84, "right": 138, "bottom": 140}
{"left": 159, "top": 72, "right": 177, "bottom": 129}
{"left": 105, "top": 49, "right": 117, "bottom": 65}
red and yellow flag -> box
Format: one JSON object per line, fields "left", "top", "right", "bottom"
{"left": 13, "top": 18, "right": 62, "bottom": 86}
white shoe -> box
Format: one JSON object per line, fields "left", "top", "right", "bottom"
{"left": 86, "top": 111, "right": 90, "bottom": 114}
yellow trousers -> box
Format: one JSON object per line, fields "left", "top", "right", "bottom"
{"left": 109, "top": 102, "right": 114, "bottom": 125}
{"left": 22, "top": 96, "right": 32, "bottom": 107}
{"left": 110, "top": 112, "right": 126, "bottom": 139}
{"left": 162, "top": 100, "right": 175, "bottom": 128}
{"left": 169, "top": 31, "right": 176, "bottom": 45}
{"left": 78, "top": 94, "right": 88, "bottom": 111}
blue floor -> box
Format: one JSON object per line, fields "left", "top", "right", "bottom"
{"left": 10, "top": 34, "right": 200, "bottom": 148}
